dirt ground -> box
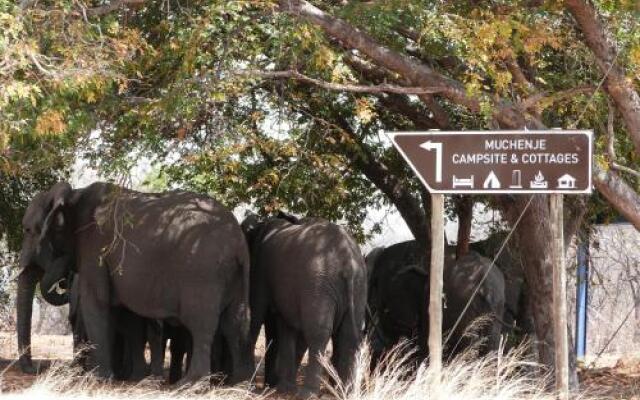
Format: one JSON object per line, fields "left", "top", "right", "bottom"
{"left": 1, "top": 332, "right": 639, "bottom": 398}
{"left": 578, "top": 354, "right": 640, "bottom": 399}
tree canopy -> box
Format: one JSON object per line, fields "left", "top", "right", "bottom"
{"left": 3, "top": 0, "right": 640, "bottom": 374}
{"left": 3, "top": 0, "right": 640, "bottom": 239}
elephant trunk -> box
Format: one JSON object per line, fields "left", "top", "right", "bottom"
{"left": 16, "top": 265, "right": 40, "bottom": 374}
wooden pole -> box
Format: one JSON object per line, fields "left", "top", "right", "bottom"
{"left": 429, "top": 193, "right": 445, "bottom": 374}
{"left": 550, "top": 194, "right": 569, "bottom": 400}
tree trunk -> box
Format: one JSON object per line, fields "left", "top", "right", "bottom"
{"left": 500, "top": 195, "right": 578, "bottom": 389}
{"left": 455, "top": 196, "right": 473, "bottom": 258}
{"left": 501, "top": 196, "right": 555, "bottom": 365}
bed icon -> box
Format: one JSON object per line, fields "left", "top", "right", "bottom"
{"left": 452, "top": 175, "right": 474, "bottom": 189}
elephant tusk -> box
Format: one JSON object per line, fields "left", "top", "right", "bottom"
{"left": 48, "top": 279, "right": 67, "bottom": 296}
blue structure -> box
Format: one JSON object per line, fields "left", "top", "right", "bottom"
{"left": 575, "top": 239, "right": 589, "bottom": 360}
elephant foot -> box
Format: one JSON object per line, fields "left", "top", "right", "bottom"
{"left": 127, "top": 369, "right": 147, "bottom": 382}
{"left": 92, "top": 365, "right": 114, "bottom": 382}
{"left": 264, "top": 375, "right": 278, "bottom": 388}
{"left": 150, "top": 365, "right": 164, "bottom": 377}
{"left": 276, "top": 381, "right": 297, "bottom": 396}
{"left": 18, "top": 358, "right": 37, "bottom": 375}
{"left": 296, "top": 387, "right": 320, "bottom": 400}
{"left": 173, "top": 374, "right": 210, "bottom": 390}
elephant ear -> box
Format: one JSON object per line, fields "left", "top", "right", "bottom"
{"left": 39, "top": 182, "right": 72, "bottom": 243}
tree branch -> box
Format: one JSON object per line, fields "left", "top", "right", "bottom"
{"left": 277, "top": 0, "right": 480, "bottom": 112}
{"left": 565, "top": 0, "right": 640, "bottom": 154}
{"left": 83, "top": 0, "right": 146, "bottom": 17}
{"left": 518, "top": 85, "right": 597, "bottom": 110}
{"left": 377, "top": 95, "right": 440, "bottom": 130}
{"left": 504, "top": 56, "right": 535, "bottom": 91}
{"left": 593, "top": 162, "right": 640, "bottom": 231}
{"left": 240, "top": 69, "right": 448, "bottom": 95}
{"left": 604, "top": 97, "right": 640, "bottom": 178}
{"left": 344, "top": 54, "right": 450, "bottom": 127}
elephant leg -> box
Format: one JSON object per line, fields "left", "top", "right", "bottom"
{"left": 148, "top": 320, "right": 165, "bottom": 377}
{"left": 295, "top": 333, "right": 307, "bottom": 373}
{"left": 300, "top": 325, "right": 332, "bottom": 398}
{"left": 210, "top": 330, "right": 227, "bottom": 383}
{"left": 168, "top": 328, "right": 188, "bottom": 384}
{"left": 219, "top": 299, "right": 253, "bottom": 384}
{"left": 112, "top": 333, "right": 125, "bottom": 380}
{"left": 79, "top": 283, "right": 113, "bottom": 379}
{"left": 332, "top": 313, "right": 362, "bottom": 389}
{"left": 183, "top": 333, "right": 212, "bottom": 383}
{"left": 117, "top": 311, "right": 148, "bottom": 381}
{"left": 185, "top": 334, "right": 193, "bottom": 374}
{"left": 178, "top": 313, "right": 217, "bottom": 384}
{"left": 298, "top": 299, "right": 336, "bottom": 398}
{"left": 71, "top": 305, "right": 90, "bottom": 370}
{"left": 128, "top": 325, "right": 148, "bottom": 381}
{"left": 275, "top": 317, "right": 297, "bottom": 395}
{"left": 264, "top": 313, "right": 278, "bottom": 388}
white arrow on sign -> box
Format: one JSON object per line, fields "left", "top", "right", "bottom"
{"left": 420, "top": 140, "right": 443, "bottom": 183}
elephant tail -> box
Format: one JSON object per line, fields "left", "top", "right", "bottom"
{"left": 346, "top": 254, "right": 368, "bottom": 344}
{"left": 239, "top": 251, "right": 251, "bottom": 309}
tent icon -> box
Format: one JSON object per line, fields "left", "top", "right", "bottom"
{"left": 483, "top": 171, "right": 501, "bottom": 189}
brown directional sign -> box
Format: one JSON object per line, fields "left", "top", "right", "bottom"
{"left": 390, "top": 130, "right": 592, "bottom": 194}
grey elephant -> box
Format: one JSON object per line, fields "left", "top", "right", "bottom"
{"left": 366, "top": 240, "right": 506, "bottom": 363}
{"left": 443, "top": 251, "right": 505, "bottom": 358}
{"left": 69, "top": 274, "right": 164, "bottom": 380}
{"left": 16, "top": 182, "right": 253, "bottom": 383}
{"left": 469, "top": 236, "right": 535, "bottom": 342}
{"left": 364, "top": 240, "right": 429, "bottom": 365}
{"left": 242, "top": 213, "right": 367, "bottom": 397}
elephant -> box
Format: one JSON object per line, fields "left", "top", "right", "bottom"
{"left": 469, "top": 236, "right": 535, "bottom": 342}
{"left": 162, "top": 325, "right": 233, "bottom": 384}
{"left": 69, "top": 273, "right": 165, "bottom": 380}
{"left": 365, "top": 240, "right": 506, "bottom": 364}
{"left": 442, "top": 250, "right": 505, "bottom": 358}
{"left": 241, "top": 213, "right": 367, "bottom": 397}
{"left": 16, "top": 182, "right": 253, "bottom": 384}
{"left": 364, "top": 240, "right": 429, "bottom": 364}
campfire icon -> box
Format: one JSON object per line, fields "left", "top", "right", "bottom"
{"left": 530, "top": 171, "right": 548, "bottom": 189}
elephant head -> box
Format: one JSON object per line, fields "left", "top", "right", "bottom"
{"left": 16, "top": 181, "right": 75, "bottom": 373}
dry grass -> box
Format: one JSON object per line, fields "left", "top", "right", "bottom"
{"left": 0, "top": 364, "right": 262, "bottom": 399}
{"left": 324, "top": 343, "right": 559, "bottom": 400}
{"left": 0, "top": 338, "right": 572, "bottom": 400}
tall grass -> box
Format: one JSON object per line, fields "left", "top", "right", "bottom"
{"left": 0, "top": 342, "right": 564, "bottom": 400}
{"left": 0, "top": 362, "right": 261, "bottom": 400}
{"left": 325, "top": 342, "right": 559, "bottom": 400}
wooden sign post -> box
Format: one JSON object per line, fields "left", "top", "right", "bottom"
{"left": 390, "top": 130, "right": 592, "bottom": 398}
{"left": 428, "top": 194, "right": 445, "bottom": 375}
{"left": 550, "top": 194, "right": 569, "bottom": 400}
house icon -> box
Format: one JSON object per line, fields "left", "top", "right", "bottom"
{"left": 557, "top": 174, "right": 577, "bottom": 189}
